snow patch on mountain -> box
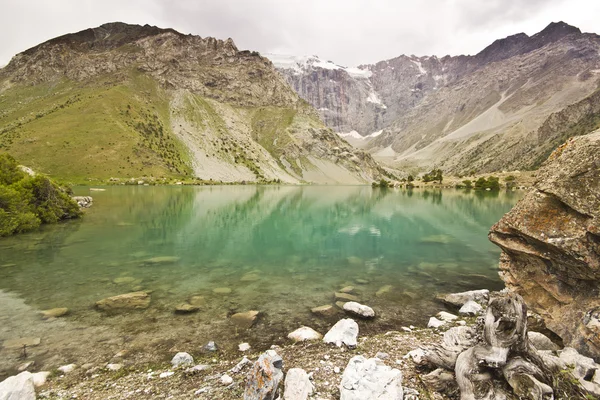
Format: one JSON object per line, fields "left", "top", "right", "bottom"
{"left": 367, "top": 92, "right": 387, "bottom": 109}
{"left": 410, "top": 59, "right": 426, "bottom": 75}
{"left": 337, "top": 130, "right": 364, "bottom": 140}
{"left": 266, "top": 54, "right": 371, "bottom": 78}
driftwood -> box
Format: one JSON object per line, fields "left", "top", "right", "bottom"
{"left": 426, "top": 292, "right": 558, "bottom": 400}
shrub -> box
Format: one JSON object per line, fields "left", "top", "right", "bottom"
{"left": 0, "top": 153, "right": 82, "bottom": 236}
{"left": 422, "top": 168, "right": 443, "bottom": 183}
{"left": 474, "top": 176, "right": 500, "bottom": 191}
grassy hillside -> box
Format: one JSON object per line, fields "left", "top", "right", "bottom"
{"left": 0, "top": 71, "right": 192, "bottom": 183}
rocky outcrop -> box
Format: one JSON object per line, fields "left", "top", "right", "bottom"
{"left": 489, "top": 130, "right": 600, "bottom": 359}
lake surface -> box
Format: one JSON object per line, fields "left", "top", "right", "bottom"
{"left": 0, "top": 185, "right": 520, "bottom": 376}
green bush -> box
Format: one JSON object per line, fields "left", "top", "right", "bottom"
{"left": 456, "top": 179, "right": 473, "bottom": 189}
{"left": 422, "top": 168, "right": 443, "bottom": 183}
{"left": 0, "top": 153, "right": 82, "bottom": 236}
{"left": 474, "top": 176, "right": 500, "bottom": 191}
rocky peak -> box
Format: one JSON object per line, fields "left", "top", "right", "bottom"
{"left": 532, "top": 21, "right": 582, "bottom": 43}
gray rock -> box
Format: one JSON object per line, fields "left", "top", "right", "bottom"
{"left": 283, "top": 368, "right": 314, "bottom": 400}
{"left": 559, "top": 347, "right": 600, "bottom": 396}
{"left": 230, "top": 357, "right": 251, "bottom": 373}
{"left": 57, "top": 364, "right": 76, "bottom": 374}
{"left": 340, "top": 356, "right": 403, "bottom": 400}
{"left": 323, "top": 319, "right": 359, "bottom": 348}
{"left": 343, "top": 302, "right": 375, "bottom": 318}
{"left": 436, "top": 311, "right": 458, "bottom": 322}
{"left": 288, "top": 327, "right": 322, "bottom": 342}
{"left": 459, "top": 300, "right": 482, "bottom": 316}
{"left": 244, "top": 350, "right": 283, "bottom": 400}
{"left": 439, "top": 289, "right": 489, "bottom": 307}
{"left": 95, "top": 291, "right": 150, "bottom": 310}
{"left": 427, "top": 317, "right": 446, "bottom": 328}
{"left": 231, "top": 310, "right": 259, "bottom": 329}
{"left": 528, "top": 332, "right": 560, "bottom": 351}
{"left": 203, "top": 341, "right": 218, "bottom": 352}
{"left": 31, "top": 371, "right": 50, "bottom": 388}
{"left": 0, "top": 371, "right": 36, "bottom": 400}
{"left": 171, "top": 352, "right": 194, "bottom": 367}
{"left": 376, "top": 352, "right": 389, "bottom": 360}
{"left": 311, "top": 304, "right": 337, "bottom": 317}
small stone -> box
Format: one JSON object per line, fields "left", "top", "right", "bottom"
{"left": 58, "top": 364, "right": 77, "bottom": 374}
{"left": 375, "top": 285, "right": 392, "bottom": 297}
{"left": 238, "top": 343, "right": 251, "bottom": 352}
{"left": 459, "top": 300, "right": 483, "bottom": 316}
{"left": 189, "top": 296, "right": 205, "bottom": 306}
{"left": 81, "top": 363, "right": 95, "bottom": 370}
{"left": 95, "top": 291, "right": 150, "bottom": 310}
{"left": 106, "top": 363, "right": 123, "bottom": 371}
{"left": 113, "top": 350, "right": 128, "bottom": 358}
{"left": 203, "top": 341, "right": 218, "bottom": 352}
{"left": 221, "top": 374, "right": 233, "bottom": 385}
{"left": 40, "top": 308, "right": 69, "bottom": 319}
{"left": 427, "top": 317, "right": 446, "bottom": 328}
{"left": 113, "top": 276, "right": 136, "bottom": 285}
{"left": 31, "top": 371, "right": 50, "bottom": 387}
{"left": 159, "top": 371, "right": 174, "bottom": 378}
{"left": 194, "top": 388, "right": 210, "bottom": 395}
{"left": 343, "top": 302, "right": 375, "bottom": 318}
{"left": 288, "top": 327, "right": 323, "bottom": 342}
{"left": 17, "top": 361, "right": 34, "bottom": 372}
{"left": 174, "top": 303, "right": 199, "bottom": 313}
{"left": 335, "top": 292, "right": 359, "bottom": 302}
{"left": 240, "top": 273, "right": 260, "bottom": 282}
{"left": 284, "top": 368, "right": 314, "bottom": 400}
{"left": 376, "top": 352, "right": 389, "bottom": 360}
{"left": 339, "top": 286, "right": 355, "bottom": 293}
{"left": 171, "top": 352, "right": 194, "bottom": 367}
{"left": 404, "top": 349, "right": 426, "bottom": 364}
{"left": 437, "top": 311, "right": 458, "bottom": 322}
{"left": 335, "top": 301, "right": 347, "bottom": 309}
{"left": 401, "top": 326, "right": 412, "bottom": 332}
{"left": 142, "top": 256, "right": 180, "bottom": 265}
{"left": 230, "top": 357, "right": 251, "bottom": 373}
{"left": 355, "top": 279, "right": 369, "bottom": 284}
{"left": 230, "top": 310, "right": 259, "bottom": 329}
{"left": 311, "top": 305, "right": 337, "bottom": 317}
{"left": 213, "top": 287, "right": 232, "bottom": 294}
{"left": 334, "top": 366, "right": 341, "bottom": 373}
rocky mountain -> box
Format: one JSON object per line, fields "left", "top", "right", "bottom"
{"left": 489, "top": 130, "right": 600, "bottom": 360}
{"left": 269, "top": 22, "right": 600, "bottom": 173}
{"left": 0, "top": 22, "right": 384, "bottom": 184}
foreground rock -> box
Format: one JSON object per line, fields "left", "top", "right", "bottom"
{"left": 339, "top": 356, "right": 403, "bottom": 400}
{"left": 342, "top": 302, "right": 375, "bottom": 318}
{"left": 438, "top": 289, "right": 489, "bottom": 307}
{"left": 287, "top": 327, "right": 322, "bottom": 342}
{"left": 171, "top": 352, "right": 194, "bottom": 367}
{"left": 0, "top": 371, "right": 36, "bottom": 400}
{"left": 283, "top": 368, "right": 313, "bottom": 400}
{"left": 489, "top": 131, "right": 600, "bottom": 358}
{"left": 323, "top": 319, "right": 359, "bottom": 348}
{"left": 40, "top": 307, "right": 69, "bottom": 319}
{"left": 95, "top": 291, "right": 150, "bottom": 310}
{"left": 244, "top": 350, "right": 283, "bottom": 400}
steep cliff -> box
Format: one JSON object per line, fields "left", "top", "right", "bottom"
{"left": 0, "top": 23, "right": 383, "bottom": 183}
{"left": 489, "top": 131, "right": 600, "bottom": 358}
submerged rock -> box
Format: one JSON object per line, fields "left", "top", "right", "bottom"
{"left": 188, "top": 295, "right": 205, "bottom": 306}
{"left": 340, "top": 356, "right": 403, "bottom": 400}
{"left": 335, "top": 292, "right": 359, "bottom": 302}
{"left": 288, "top": 327, "right": 322, "bottom": 342}
{"left": 489, "top": 131, "right": 600, "bottom": 358}
{"left": 311, "top": 304, "right": 337, "bottom": 317}
{"left": 343, "top": 302, "right": 375, "bottom": 318}
{"left": 213, "top": 287, "right": 233, "bottom": 294}
{"left": 171, "top": 352, "right": 194, "bottom": 367}
{"left": 231, "top": 310, "right": 259, "bottom": 329}
{"left": 323, "top": 318, "right": 359, "bottom": 348}
{"left": 174, "top": 303, "right": 199, "bottom": 313}
{"left": 95, "top": 291, "right": 150, "bottom": 310}
{"left": 141, "top": 256, "right": 180, "bottom": 265}
{"left": 41, "top": 307, "right": 69, "bottom": 319}
{"left": 0, "top": 371, "right": 36, "bottom": 400}
{"left": 339, "top": 286, "right": 355, "bottom": 293}
{"left": 375, "top": 285, "right": 392, "bottom": 297}
{"left": 284, "top": 368, "right": 314, "bottom": 400}
{"left": 2, "top": 337, "right": 40, "bottom": 349}
{"left": 244, "top": 350, "right": 283, "bottom": 400}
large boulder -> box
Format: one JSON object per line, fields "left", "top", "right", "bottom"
{"left": 343, "top": 302, "right": 375, "bottom": 318}
{"left": 244, "top": 350, "right": 283, "bottom": 400}
{"left": 339, "top": 356, "right": 403, "bottom": 400}
{"left": 489, "top": 131, "right": 600, "bottom": 358}
{"left": 0, "top": 371, "right": 36, "bottom": 400}
{"left": 95, "top": 291, "right": 150, "bottom": 310}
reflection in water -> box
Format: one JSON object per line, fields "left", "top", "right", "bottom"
{"left": 0, "top": 186, "right": 520, "bottom": 376}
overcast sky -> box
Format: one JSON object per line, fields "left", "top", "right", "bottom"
{"left": 1, "top": 0, "right": 599, "bottom": 67}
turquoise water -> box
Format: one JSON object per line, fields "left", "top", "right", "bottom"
{"left": 0, "top": 185, "right": 520, "bottom": 373}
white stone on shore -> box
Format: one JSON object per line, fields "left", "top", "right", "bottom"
{"left": 159, "top": 371, "right": 174, "bottom": 378}
{"left": 283, "top": 368, "right": 314, "bottom": 400}
{"left": 58, "top": 364, "right": 77, "bottom": 374}
{"left": 440, "top": 289, "right": 489, "bottom": 307}
{"left": 459, "top": 300, "right": 483, "bottom": 316}
{"left": 340, "top": 356, "right": 403, "bottom": 400}
{"left": 436, "top": 311, "right": 458, "bottom": 322}
{"left": 106, "top": 363, "right": 123, "bottom": 371}
{"left": 343, "top": 302, "right": 375, "bottom": 318}
{"left": 323, "top": 319, "right": 359, "bottom": 348}
{"left": 0, "top": 371, "right": 35, "bottom": 400}
{"left": 220, "top": 374, "right": 233, "bottom": 385}
{"left": 31, "top": 371, "right": 50, "bottom": 387}
{"left": 427, "top": 317, "right": 446, "bottom": 328}
{"left": 288, "top": 327, "right": 323, "bottom": 342}
{"left": 404, "top": 349, "right": 427, "bottom": 364}
{"left": 171, "top": 352, "right": 194, "bottom": 367}
{"left": 238, "top": 342, "right": 251, "bottom": 352}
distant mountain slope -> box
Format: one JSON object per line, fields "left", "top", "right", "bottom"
{"left": 0, "top": 23, "right": 384, "bottom": 184}
{"left": 269, "top": 22, "right": 600, "bottom": 174}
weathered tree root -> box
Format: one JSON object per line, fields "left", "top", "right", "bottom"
{"left": 426, "top": 292, "right": 560, "bottom": 400}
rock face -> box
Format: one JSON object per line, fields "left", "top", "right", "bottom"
{"left": 323, "top": 319, "right": 359, "bottom": 348}
{"left": 339, "top": 356, "right": 403, "bottom": 400}
{"left": 489, "top": 131, "right": 600, "bottom": 359}
{"left": 244, "top": 350, "right": 283, "bottom": 400}
{"left": 283, "top": 368, "right": 314, "bottom": 400}
{"left": 95, "top": 291, "right": 150, "bottom": 311}
{"left": 0, "top": 371, "right": 36, "bottom": 400}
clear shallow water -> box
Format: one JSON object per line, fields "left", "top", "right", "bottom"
{"left": 0, "top": 186, "right": 520, "bottom": 374}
